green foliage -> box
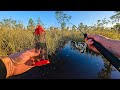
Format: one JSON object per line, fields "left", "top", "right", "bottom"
{"left": 110, "top": 11, "right": 120, "bottom": 32}
{"left": 55, "top": 11, "right": 71, "bottom": 29}
{"left": 27, "top": 18, "right": 35, "bottom": 30}
{"left": 37, "top": 17, "right": 44, "bottom": 26}
{"left": 78, "top": 22, "right": 85, "bottom": 30}
{"left": 0, "top": 24, "right": 120, "bottom": 56}
{"left": 110, "top": 11, "right": 120, "bottom": 24}
{"left": 72, "top": 25, "right": 76, "bottom": 30}
{"left": 0, "top": 12, "right": 120, "bottom": 56}
{"left": 0, "top": 29, "right": 34, "bottom": 56}
{"left": 0, "top": 18, "right": 24, "bottom": 30}
{"left": 113, "top": 23, "right": 120, "bottom": 33}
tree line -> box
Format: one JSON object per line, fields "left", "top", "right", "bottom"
{"left": 0, "top": 17, "right": 44, "bottom": 31}
{"left": 0, "top": 11, "right": 120, "bottom": 32}
{"left": 55, "top": 11, "right": 120, "bottom": 33}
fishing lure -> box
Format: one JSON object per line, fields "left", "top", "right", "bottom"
{"left": 73, "top": 41, "right": 87, "bottom": 53}
{"left": 33, "top": 25, "right": 50, "bottom": 66}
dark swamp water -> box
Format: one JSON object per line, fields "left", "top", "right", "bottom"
{"left": 9, "top": 41, "right": 120, "bottom": 79}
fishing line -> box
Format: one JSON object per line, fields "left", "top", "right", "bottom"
{"left": 68, "top": 22, "right": 120, "bottom": 72}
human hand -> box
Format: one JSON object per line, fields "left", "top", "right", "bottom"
{"left": 3, "top": 48, "right": 40, "bottom": 78}
{"left": 85, "top": 34, "right": 109, "bottom": 53}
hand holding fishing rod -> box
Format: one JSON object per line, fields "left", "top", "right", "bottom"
{"left": 85, "top": 34, "right": 120, "bottom": 71}
{"left": 69, "top": 23, "right": 120, "bottom": 71}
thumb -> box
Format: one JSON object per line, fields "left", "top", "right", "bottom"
{"left": 87, "top": 34, "right": 96, "bottom": 39}
{"left": 29, "top": 50, "right": 40, "bottom": 57}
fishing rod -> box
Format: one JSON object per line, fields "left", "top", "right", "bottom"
{"left": 69, "top": 23, "right": 120, "bottom": 72}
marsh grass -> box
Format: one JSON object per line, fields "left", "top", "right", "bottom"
{"left": 0, "top": 28, "right": 120, "bottom": 56}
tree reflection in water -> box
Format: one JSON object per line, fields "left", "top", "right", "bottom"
{"left": 70, "top": 40, "right": 116, "bottom": 79}
{"left": 97, "top": 57, "right": 116, "bottom": 79}
{"left": 97, "top": 62, "right": 112, "bottom": 79}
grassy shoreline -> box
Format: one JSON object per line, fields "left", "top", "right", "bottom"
{"left": 0, "top": 29, "right": 120, "bottom": 56}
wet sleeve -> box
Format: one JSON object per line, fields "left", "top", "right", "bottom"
{"left": 0, "top": 59, "right": 7, "bottom": 79}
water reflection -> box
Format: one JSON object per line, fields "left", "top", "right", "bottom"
{"left": 97, "top": 57, "right": 117, "bottom": 79}
{"left": 97, "top": 63, "right": 112, "bottom": 79}
{"left": 9, "top": 40, "right": 120, "bottom": 79}
{"left": 70, "top": 40, "right": 118, "bottom": 79}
